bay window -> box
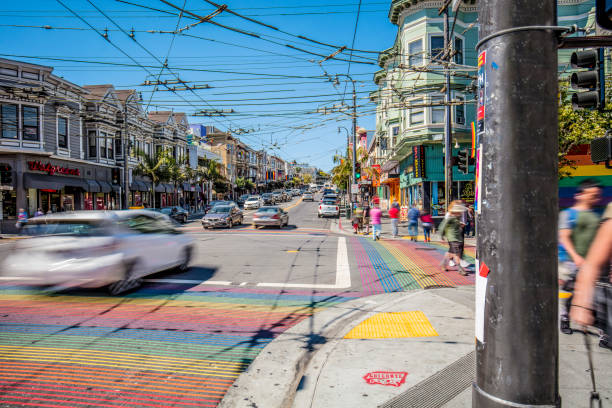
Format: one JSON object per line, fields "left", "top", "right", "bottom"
{"left": 22, "top": 106, "right": 39, "bottom": 141}
{"left": 1, "top": 104, "right": 18, "bottom": 139}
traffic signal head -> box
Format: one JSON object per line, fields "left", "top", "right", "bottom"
{"left": 355, "top": 163, "right": 361, "bottom": 179}
{"left": 570, "top": 49, "right": 605, "bottom": 110}
{"left": 457, "top": 149, "right": 469, "bottom": 174}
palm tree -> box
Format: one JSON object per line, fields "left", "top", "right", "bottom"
{"left": 166, "top": 156, "right": 188, "bottom": 206}
{"left": 331, "top": 150, "right": 352, "bottom": 193}
{"left": 134, "top": 148, "right": 170, "bottom": 209}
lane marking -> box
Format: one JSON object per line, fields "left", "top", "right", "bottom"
{"left": 143, "top": 279, "right": 232, "bottom": 285}
{"left": 257, "top": 236, "right": 351, "bottom": 289}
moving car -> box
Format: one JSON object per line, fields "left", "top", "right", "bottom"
{"left": 253, "top": 206, "right": 289, "bottom": 228}
{"left": 244, "top": 195, "right": 263, "bottom": 210}
{"left": 237, "top": 194, "right": 250, "bottom": 207}
{"left": 272, "top": 191, "right": 284, "bottom": 203}
{"left": 158, "top": 206, "right": 189, "bottom": 224}
{"left": 206, "top": 200, "right": 237, "bottom": 213}
{"left": 0, "top": 210, "right": 194, "bottom": 295}
{"left": 322, "top": 194, "right": 339, "bottom": 204}
{"left": 318, "top": 199, "right": 340, "bottom": 218}
{"left": 303, "top": 192, "right": 314, "bottom": 201}
{"left": 201, "top": 205, "right": 243, "bottom": 229}
{"left": 262, "top": 193, "right": 275, "bottom": 205}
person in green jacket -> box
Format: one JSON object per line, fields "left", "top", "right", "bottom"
{"left": 439, "top": 200, "right": 468, "bottom": 276}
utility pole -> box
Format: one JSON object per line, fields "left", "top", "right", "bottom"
{"left": 352, "top": 81, "right": 357, "bottom": 204}
{"left": 474, "top": 1, "right": 560, "bottom": 407}
{"left": 441, "top": 2, "right": 453, "bottom": 212}
{"left": 122, "top": 103, "right": 130, "bottom": 209}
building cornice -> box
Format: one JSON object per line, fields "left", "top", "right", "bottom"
{"left": 389, "top": 0, "right": 477, "bottom": 25}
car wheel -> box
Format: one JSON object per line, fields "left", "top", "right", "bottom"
{"left": 318, "top": 214, "right": 321, "bottom": 218}
{"left": 239, "top": 216, "right": 243, "bottom": 225}
{"left": 228, "top": 219, "right": 233, "bottom": 229}
{"left": 177, "top": 247, "right": 192, "bottom": 272}
{"left": 108, "top": 261, "right": 142, "bottom": 296}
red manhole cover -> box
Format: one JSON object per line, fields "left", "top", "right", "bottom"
{"left": 363, "top": 371, "right": 408, "bottom": 387}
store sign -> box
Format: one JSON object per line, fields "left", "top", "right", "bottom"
{"left": 28, "top": 161, "right": 80, "bottom": 176}
{"left": 413, "top": 145, "right": 426, "bottom": 178}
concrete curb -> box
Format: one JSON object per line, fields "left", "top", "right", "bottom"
{"left": 217, "top": 292, "right": 414, "bottom": 408}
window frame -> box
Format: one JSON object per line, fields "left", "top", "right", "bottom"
{"left": 454, "top": 93, "right": 466, "bottom": 125}
{"left": 57, "top": 116, "right": 68, "bottom": 149}
{"left": 429, "top": 35, "right": 445, "bottom": 63}
{"left": 21, "top": 105, "right": 40, "bottom": 141}
{"left": 1, "top": 103, "right": 18, "bottom": 139}
{"left": 453, "top": 35, "right": 464, "bottom": 65}
{"left": 88, "top": 130, "right": 97, "bottom": 158}
{"left": 430, "top": 95, "right": 445, "bottom": 124}
{"left": 407, "top": 39, "right": 423, "bottom": 67}
{"left": 408, "top": 98, "right": 424, "bottom": 126}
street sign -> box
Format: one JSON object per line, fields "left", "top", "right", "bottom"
{"left": 351, "top": 183, "right": 359, "bottom": 194}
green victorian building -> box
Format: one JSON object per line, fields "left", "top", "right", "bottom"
{"left": 370, "top": 0, "right": 597, "bottom": 215}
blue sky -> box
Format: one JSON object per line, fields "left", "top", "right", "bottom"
{"left": 0, "top": 0, "right": 398, "bottom": 170}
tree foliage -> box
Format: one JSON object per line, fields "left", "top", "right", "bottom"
{"left": 558, "top": 83, "right": 612, "bottom": 178}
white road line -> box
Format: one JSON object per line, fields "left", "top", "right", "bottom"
{"left": 143, "top": 278, "right": 233, "bottom": 285}
{"left": 256, "top": 236, "right": 351, "bottom": 289}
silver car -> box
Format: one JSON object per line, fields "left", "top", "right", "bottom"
{"left": 253, "top": 206, "right": 289, "bottom": 228}
{"left": 201, "top": 205, "right": 243, "bottom": 229}
{"left": 0, "top": 210, "right": 194, "bottom": 295}
{"left": 244, "top": 195, "right": 263, "bottom": 210}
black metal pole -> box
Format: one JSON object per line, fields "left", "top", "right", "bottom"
{"left": 444, "top": 8, "right": 453, "bottom": 211}
{"left": 474, "top": 1, "right": 560, "bottom": 407}
{"left": 122, "top": 104, "right": 130, "bottom": 209}
{"left": 352, "top": 80, "right": 357, "bottom": 204}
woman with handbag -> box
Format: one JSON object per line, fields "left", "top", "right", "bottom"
{"left": 570, "top": 202, "right": 612, "bottom": 350}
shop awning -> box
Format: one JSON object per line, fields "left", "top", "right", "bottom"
{"left": 24, "top": 173, "right": 88, "bottom": 191}
{"left": 130, "top": 181, "right": 144, "bottom": 191}
{"left": 195, "top": 185, "right": 202, "bottom": 192}
{"left": 85, "top": 179, "right": 101, "bottom": 193}
{"left": 381, "top": 160, "right": 399, "bottom": 172}
{"left": 155, "top": 183, "right": 166, "bottom": 193}
{"left": 97, "top": 181, "right": 112, "bottom": 193}
{"left": 111, "top": 184, "right": 121, "bottom": 193}
{"left": 141, "top": 181, "right": 152, "bottom": 192}
{"left": 183, "top": 182, "right": 191, "bottom": 191}
{"left": 164, "top": 183, "right": 174, "bottom": 193}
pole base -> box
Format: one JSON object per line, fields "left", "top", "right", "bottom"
{"left": 473, "top": 383, "right": 560, "bottom": 408}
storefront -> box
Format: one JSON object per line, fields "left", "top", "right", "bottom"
{"left": 0, "top": 155, "right": 118, "bottom": 233}
{"left": 379, "top": 160, "right": 400, "bottom": 210}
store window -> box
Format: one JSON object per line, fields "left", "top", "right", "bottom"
{"left": 115, "top": 132, "right": 122, "bottom": 156}
{"left": 430, "top": 35, "right": 445, "bottom": 62}
{"left": 1, "top": 104, "right": 18, "bottom": 139}
{"left": 58, "top": 117, "right": 68, "bottom": 148}
{"left": 107, "top": 138, "right": 114, "bottom": 159}
{"left": 408, "top": 39, "right": 423, "bottom": 67}
{"left": 409, "top": 99, "right": 424, "bottom": 125}
{"left": 431, "top": 96, "right": 445, "bottom": 124}
{"left": 22, "top": 106, "right": 39, "bottom": 141}
{"left": 1, "top": 190, "right": 17, "bottom": 219}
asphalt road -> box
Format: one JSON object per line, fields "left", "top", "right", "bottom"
{"left": 0, "top": 196, "right": 473, "bottom": 407}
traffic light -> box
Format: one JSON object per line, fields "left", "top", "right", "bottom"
{"left": 457, "top": 149, "right": 469, "bottom": 174}
{"left": 590, "top": 130, "right": 612, "bottom": 167}
{"left": 570, "top": 49, "right": 605, "bottom": 110}
{"left": 0, "top": 165, "right": 12, "bottom": 185}
{"left": 355, "top": 163, "right": 361, "bottom": 179}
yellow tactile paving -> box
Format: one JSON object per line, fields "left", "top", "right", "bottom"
{"left": 344, "top": 311, "right": 438, "bottom": 339}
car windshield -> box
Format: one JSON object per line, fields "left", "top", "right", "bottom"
{"left": 22, "top": 221, "right": 108, "bottom": 236}
{"left": 210, "top": 206, "right": 231, "bottom": 213}
{"left": 262, "top": 194, "right": 272, "bottom": 197}
{"left": 247, "top": 197, "right": 259, "bottom": 201}
{"left": 322, "top": 201, "right": 336, "bottom": 205}
{"left": 256, "top": 207, "right": 278, "bottom": 213}
{"left": 240, "top": 195, "right": 249, "bottom": 199}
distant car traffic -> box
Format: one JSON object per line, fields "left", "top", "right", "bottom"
{"left": 253, "top": 206, "right": 289, "bottom": 228}
{"left": 201, "top": 205, "right": 243, "bottom": 229}
{"left": 261, "top": 193, "right": 275, "bottom": 205}
{"left": 157, "top": 206, "right": 189, "bottom": 223}
{"left": 236, "top": 194, "right": 250, "bottom": 207}
{"left": 0, "top": 210, "right": 194, "bottom": 295}
{"left": 272, "top": 192, "right": 284, "bottom": 203}
{"left": 318, "top": 200, "right": 340, "bottom": 218}
{"left": 244, "top": 195, "right": 263, "bottom": 210}
{"left": 302, "top": 192, "right": 314, "bottom": 201}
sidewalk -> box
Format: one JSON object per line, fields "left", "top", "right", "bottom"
{"left": 219, "top": 286, "right": 612, "bottom": 408}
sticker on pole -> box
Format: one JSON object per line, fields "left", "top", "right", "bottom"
{"left": 475, "top": 259, "right": 488, "bottom": 343}
{"left": 363, "top": 371, "right": 408, "bottom": 387}
{"left": 477, "top": 50, "right": 486, "bottom": 138}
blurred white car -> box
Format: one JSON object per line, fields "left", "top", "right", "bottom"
{"left": 0, "top": 210, "right": 194, "bottom": 295}
{"left": 302, "top": 192, "right": 314, "bottom": 201}
{"left": 244, "top": 195, "right": 263, "bottom": 210}
{"left": 318, "top": 199, "right": 340, "bottom": 218}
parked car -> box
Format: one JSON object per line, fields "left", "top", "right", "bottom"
{"left": 303, "top": 192, "right": 314, "bottom": 201}
{"left": 261, "top": 193, "right": 275, "bottom": 205}
{"left": 284, "top": 190, "right": 294, "bottom": 199}
{"left": 158, "top": 206, "right": 189, "bottom": 224}
{"left": 322, "top": 194, "right": 339, "bottom": 204}
{"left": 201, "top": 205, "right": 243, "bottom": 229}
{"left": 318, "top": 199, "right": 340, "bottom": 218}
{"left": 0, "top": 210, "right": 194, "bottom": 295}
{"left": 236, "top": 194, "right": 250, "bottom": 207}
{"left": 244, "top": 195, "right": 263, "bottom": 210}
{"left": 253, "top": 206, "right": 289, "bottom": 228}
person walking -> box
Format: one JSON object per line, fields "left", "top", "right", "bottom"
{"left": 438, "top": 201, "right": 468, "bottom": 275}
{"left": 389, "top": 201, "right": 400, "bottom": 238}
{"left": 352, "top": 204, "right": 363, "bottom": 234}
{"left": 558, "top": 179, "right": 602, "bottom": 335}
{"left": 407, "top": 203, "right": 420, "bottom": 242}
{"left": 570, "top": 202, "right": 612, "bottom": 349}
{"left": 420, "top": 210, "right": 434, "bottom": 243}
{"left": 16, "top": 208, "right": 28, "bottom": 233}
{"left": 34, "top": 208, "right": 44, "bottom": 217}
{"left": 370, "top": 202, "right": 382, "bottom": 241}
{"left": 362, "top": 201, "right": 371, "bottom": 236}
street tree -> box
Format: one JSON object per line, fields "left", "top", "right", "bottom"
{"left": 134, "top": 148, "right": 171, "bottom": 209}
{"left": 302, "top": 173, "right": 313, "bottom": 185}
